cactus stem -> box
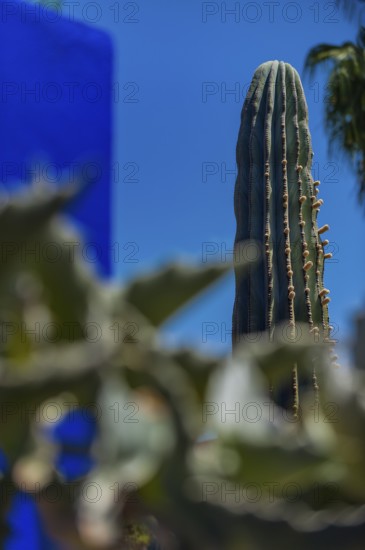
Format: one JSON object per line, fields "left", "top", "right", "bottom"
{"left": 233, "top": 61, "right": 333, "bottom": 404}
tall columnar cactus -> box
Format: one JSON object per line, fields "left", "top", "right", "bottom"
{"left": 233, "top": 61, "right": 334, "bottom": 411}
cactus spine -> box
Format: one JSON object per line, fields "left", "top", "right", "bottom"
{"left": 233, "top": 61, "right": 333, "bottom": 411}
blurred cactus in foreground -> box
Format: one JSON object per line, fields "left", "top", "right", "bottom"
{"left": 0, "top": 150, "right": 364, "bottom": 546}
{"left": 233, "top": 61, "right": 336, "bottom": 415}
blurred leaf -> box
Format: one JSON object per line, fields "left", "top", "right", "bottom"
{"left": 0, "top": 178, "right": 84, "bottom": 244}
{"left": 320, "top": 370, "right": 365, "bottom": 501}
{"left": 124, "top": 349, "right": 204, "bottom": 444}
{"left": 0, "top": 335, "right": 115, "bottom": 386}
{"left": 0, "top": 368, "right": 101, "bottom": 463}
{"left": 233, "top": 323, "right": 330, "bottom": 391}
{"left": 96, "top": 371, "right": 175, "bottom": 466}
{"left": 123, "top": 262, "right": 231, "bottom": 326}
{"left": 0, "top": 180, "right": 106, "bottom": 361}
{"left": 169, "top": 348, "right": 220, "bottom": 403}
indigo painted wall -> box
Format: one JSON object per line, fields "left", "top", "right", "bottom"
{"left": 0, "top": 0, "right": 113, "bottom": 276}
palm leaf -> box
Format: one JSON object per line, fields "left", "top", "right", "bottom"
{"left": 304, "top": 29, "right": 365, "bottom": 202}
{"left": 122, "top": 262, "right": 231, "bottom": 326}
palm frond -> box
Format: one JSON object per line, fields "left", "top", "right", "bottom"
{"left": 336, "top": 0, "right": 365, "bottom": 21}
{"left": 304, "top": 42, "right": 360, "bottom": 76}
{"left": 304, "top": 27, "right": 365, "bottom": 204}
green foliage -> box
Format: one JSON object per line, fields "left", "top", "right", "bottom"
{"left": 123, "top": 262, "right": 229, "bottom": 327}
{"left": 0, "top": 176, "right": 364, "bottom": 550}
{"left": 304, "top": 27, "right": 365, "bottom": 201}
{"left": 0, "top": 71, "right": 364, "bottom": 546}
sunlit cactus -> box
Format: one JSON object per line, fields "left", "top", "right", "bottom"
{"left": 232, "top": 60, "right": 334, "bottom": 413}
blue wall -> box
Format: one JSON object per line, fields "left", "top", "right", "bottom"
{"left": 0, "top": 0, "right": 113, "bottom": 275}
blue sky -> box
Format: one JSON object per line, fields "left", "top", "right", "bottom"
{"left": 71, "top": 0, "right": 363, "bottom": 362}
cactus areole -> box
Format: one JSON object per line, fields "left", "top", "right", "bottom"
{"left": 233, "top": 61, "right": 332, "bottom": 347}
